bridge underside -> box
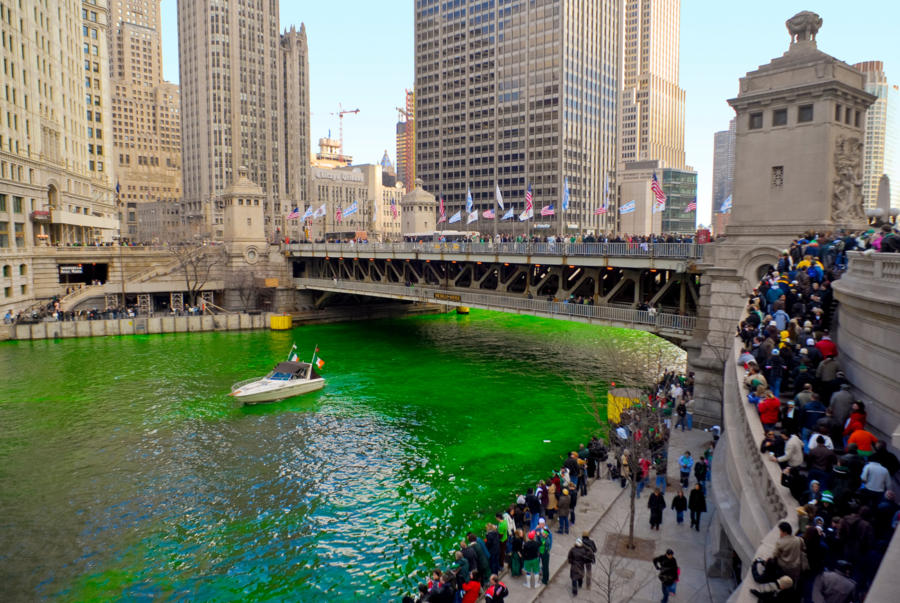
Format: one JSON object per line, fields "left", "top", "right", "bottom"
{"left": 291, "top": 258, "right": 699, "bottom": 341}
{"left": 294, "top": 258, "right": 700, "bottom": 314}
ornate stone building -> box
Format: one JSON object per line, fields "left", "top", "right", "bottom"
{"left": 108, "top": 0, "right": 182, "bottom": 242}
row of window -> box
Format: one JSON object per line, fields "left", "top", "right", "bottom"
{"left": 1, "top": 263, "right": 26, "bottom": 277}
{"left": 748, "top": 103, "right": 861, "bottom": 130}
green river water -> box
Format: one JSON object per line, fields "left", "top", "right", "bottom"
{"left": 0, "top": 310, "right": 682, "bottom": 602}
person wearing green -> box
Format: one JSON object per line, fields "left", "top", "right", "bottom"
{"left": 537, "top": 518, "right": 553, "bottom": 585}
{"left": 495, "top": 512, "right": 510, "bottom": 569}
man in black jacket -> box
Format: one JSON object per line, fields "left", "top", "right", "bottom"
{"left": 653, "top": 549, "right": 679, "bottom": 603}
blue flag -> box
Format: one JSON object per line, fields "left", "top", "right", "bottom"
{"left": 562, "top": 177, "right": 570, "bottom": 211}
{"left": 466, "top": 188, "right": 473, "bottom": 214}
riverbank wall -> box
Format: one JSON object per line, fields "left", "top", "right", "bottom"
{"left": 0, "top": 303, "right": 448, "bottom": 342}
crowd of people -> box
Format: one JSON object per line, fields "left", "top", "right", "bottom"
{"left": 738, "top": 231, "right": 899, "bottom": 601}
{"left": 400, "top": 437, "right": 612, "bottom": 602}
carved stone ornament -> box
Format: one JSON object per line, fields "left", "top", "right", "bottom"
{"left": 786, "top": 11, "right": 822, "bottom": 43}
{"left": 832, "top": 136, "right": 866, "bottom": 223}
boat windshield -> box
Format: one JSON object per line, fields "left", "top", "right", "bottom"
{"left": 269, "top": 371, "right": 293, "bottom": 381}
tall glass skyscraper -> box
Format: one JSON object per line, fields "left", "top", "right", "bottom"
{"left": 414, "top": 0, "right": 622, "bottom": 233}
{"left": 854, "top": 61, "right": 899, "bottom": 209}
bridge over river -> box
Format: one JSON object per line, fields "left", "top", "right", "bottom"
{"left": 285, "top": 240, "right": 705, "bottom": 341}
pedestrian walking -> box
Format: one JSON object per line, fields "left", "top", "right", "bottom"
{"left": 567, "top": 538, "right": 594, "bottom": 596}
{"left": 671, "top": 488, "right": 687, "bottom": 524}
{"left": 581, "top": 531, "right": 597, "bottom": 591}
{"left": 653, "top": 549, "right": 679, "bottom": 603}
{"left": 648, "top": 487, "right": 667, "bottom": 530}
{"left": 688, "top": 483, "right": 707, "bottom": 531}
{"left": 675, "top": 400, "right": 687, "bottom": 431}
{"left": 678, "top": 451, "right": 694, "bottom": 488}
{"left": 509, "top": 529, "right": 524, "bottom": 576}
{"left": 694, "top": 458, "right": 708, "bottom": 495}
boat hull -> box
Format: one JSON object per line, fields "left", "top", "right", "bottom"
{"left": 232, "top": 378, "right": 325, "bottom": 404}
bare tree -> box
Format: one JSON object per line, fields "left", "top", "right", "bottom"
{"left": 170, "top": 244, "right": 228, "bottom": 307}
{"left": 589, "top": 513, "right": 659, "bottom": 603}
{"left": 576, "top": 339, "right": 673, "bottom": 549}
{"left": 230, "top": 267, "right": 261, "bottom": 312}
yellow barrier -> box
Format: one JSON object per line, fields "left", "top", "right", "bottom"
{"left": 607, "top": 387, "right": 642, "bottom": 423}
{"left": 270, "top": 315, "right": 292, "bottom": 330}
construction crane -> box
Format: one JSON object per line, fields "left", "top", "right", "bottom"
{"left": 330, "top": 103, "right": 360, "bottom": 157}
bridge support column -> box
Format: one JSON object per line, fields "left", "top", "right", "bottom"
{"left": 684, "top": 265, "right": 746, "bottom": 426}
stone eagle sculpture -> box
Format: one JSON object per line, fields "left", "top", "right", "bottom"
{"left": 786, "top": 11, "right": 823, "bottom": 43}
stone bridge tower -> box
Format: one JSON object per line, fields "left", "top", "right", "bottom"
{"left": 686, "top": 12, "right": 875, "bottom": 424}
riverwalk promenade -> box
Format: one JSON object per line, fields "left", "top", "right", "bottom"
{"left": 502, "top": 428, "right": 734, "bottom": 603}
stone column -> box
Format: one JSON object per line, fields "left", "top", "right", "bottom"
{"left": 685, "top": 263, "right": 746, "bottom": 426}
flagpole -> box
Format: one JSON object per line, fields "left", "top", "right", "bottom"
{"left": 310, "top": 342, "right": 318, "bottom": 364}
{"left": 492, "top": 185, "right": 498, "bottom": 243}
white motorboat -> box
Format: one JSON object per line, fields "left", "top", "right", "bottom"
{"left": 230, "top": 360, "right": 325, "bottom": 404}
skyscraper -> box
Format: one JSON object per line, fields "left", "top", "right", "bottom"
{"left": 414, "top": 0, "right": 622, "bottom": 233}
{"left": 853, "top": 61, "right": 899, "bottom": 209}
{"left": 108, "top": 0, "right": 182, "bottom": 241}
{"left": 178, "top": 1, "right": 283, "bottom": 240}
{"left": 396, "top": 90, "right": 415, "bottom": 189}
{"left": 618, "top": 0, "right": 685, "bottom": 170}
{"left": 281, "top": 24, "right": 312, "bottom": 235}
{"left": 712, "top": 119, "right": 736, "bottom": 208}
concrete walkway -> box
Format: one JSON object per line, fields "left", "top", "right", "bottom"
{"left": 499, "top": 428, "right": 735, "bottom": 603}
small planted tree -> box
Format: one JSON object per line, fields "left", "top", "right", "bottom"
{"left": 170, "top": 244, "right": 228, "bottom": 308}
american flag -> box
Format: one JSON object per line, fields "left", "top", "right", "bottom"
{"left": 286, "top": 207, "right": 300, "bottom": 220}
{"left": 594, "top": 205, "right": 608, "bottom": 215}
{"left": 483, "top": 208, "right": 495, "bottom": 219}
{"left": 335, "top": 207, "right": 343, "bottom": 224}
{"left": 685, "top": 200, "right": 697, "bottom": 212}
{"left": 525, "top": 184, "right": 533, "bottom": 211}
{"left": 651, "top": 172, "right": 666, "bottom": 206}
{"left": 390, "top": 198, "right": 398, "bottom": 219}
{"left": 540, "top": 204, "right": 555, "bottom": 217}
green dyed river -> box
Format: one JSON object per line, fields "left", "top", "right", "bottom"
{"left": 0, "top": 310, "right": 682, "bottom": 601}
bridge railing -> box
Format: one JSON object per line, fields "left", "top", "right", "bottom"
{"left": 284, "top": 241, "right": 705, "bottom": 260}
{"left": 295, "top": 277, "right": 697, "bottom": 333}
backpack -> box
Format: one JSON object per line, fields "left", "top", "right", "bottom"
{"left": 751, "top": 557, "right": 782, "bottom": 583}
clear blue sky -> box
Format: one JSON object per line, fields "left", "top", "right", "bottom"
{"left": 159, "top": 1, "right": 898, "bottom": 226}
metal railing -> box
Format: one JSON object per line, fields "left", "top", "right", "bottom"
{"left": 296, "top": 277, "right": 696, "bottom": 333}
{"left": 284, "top": 241, "right": 705, "bottom": 260}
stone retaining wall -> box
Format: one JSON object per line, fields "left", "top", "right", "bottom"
{"left": 0, "top": 313, "right": 270, "bottom": 341}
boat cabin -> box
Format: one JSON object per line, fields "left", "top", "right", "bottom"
{"left": 270, "top": 361, "right": 320, "bottom": 381}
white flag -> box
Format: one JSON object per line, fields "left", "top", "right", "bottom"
{"left": 448, "top": 210, "right": 462, "bottom": 224}
{"left": 495, "top": 184, "right": 504, "bottom": 210}
{"left": 467, "top": 209, "right": 479, "bottom": 224}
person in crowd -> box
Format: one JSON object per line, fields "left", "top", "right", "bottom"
{"left": 812, "top": 560, "right": 857, "bottom": 603}
{"left": 860, "top": 457, "right": 890, "bottom": 508}
{"left": 750, "top": 575, "right": 795, "bottom": 601}
{"left": 653, "top": 549, "right": 679, "bottom": 603}
{"left": 509, "top": 529, "right": 524, "bottom": 577}
{"left": 484, "top": 575, "right": 509, "bottom": 602}
{"left": 521, "top": 531, "right": 540, "bottom": 589}
{"left": 771, "top": 521, "right": 806, "bottom": 584}
{"left": 460, "top": 570, "right": 481, "bottom": 603}
{"left": 688, "top": 483, "right": 707, "bottom": 531}
{"left": 536, "top": 518, "right": 553, "bottom": 586}
{"left": 758, "top": 391, "right": 781, "bottom": 431}
{"left": 678, "top": 451, "right": 694, "bottom": 488}
{"left": 648, "top": 487, "right": 667, "bottom": 530}
{"left": 671, "top": 488, "right": 688, "bottom": 525}
{"left": 556, "top": 489, "right": 571, "bottom": 534}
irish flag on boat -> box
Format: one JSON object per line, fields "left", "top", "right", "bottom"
{"left": 288, "top": 344, "right": 300, "bottom": 362}
{"left": 312, "top": 345, "right": 325, "bottom": 369}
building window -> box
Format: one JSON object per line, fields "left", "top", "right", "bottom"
{"left": 19, "top": 264, "right": 26, "bottom": 275}
{"left": 772, "top": 166, "right": 784, "bottom": 188}
{"left": 749, "top": 112, "right": 763, "bottom": 129}
{"left": 14, "top": 223, "right": 24, "bottom": 247}
{"left": 798, "top": 105, "right": 814, "bottom": 123}
{"left": 854, "top": 111, "right": 861, "bottom": 128}
{"left": 835, "top": 104, "right": 842, "bottom": 121}
{"left": 12, "top": 197, "right": 23, "bottom": 213}
{"left": 773, "top": 109, "right": 788, "bottom": 127}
